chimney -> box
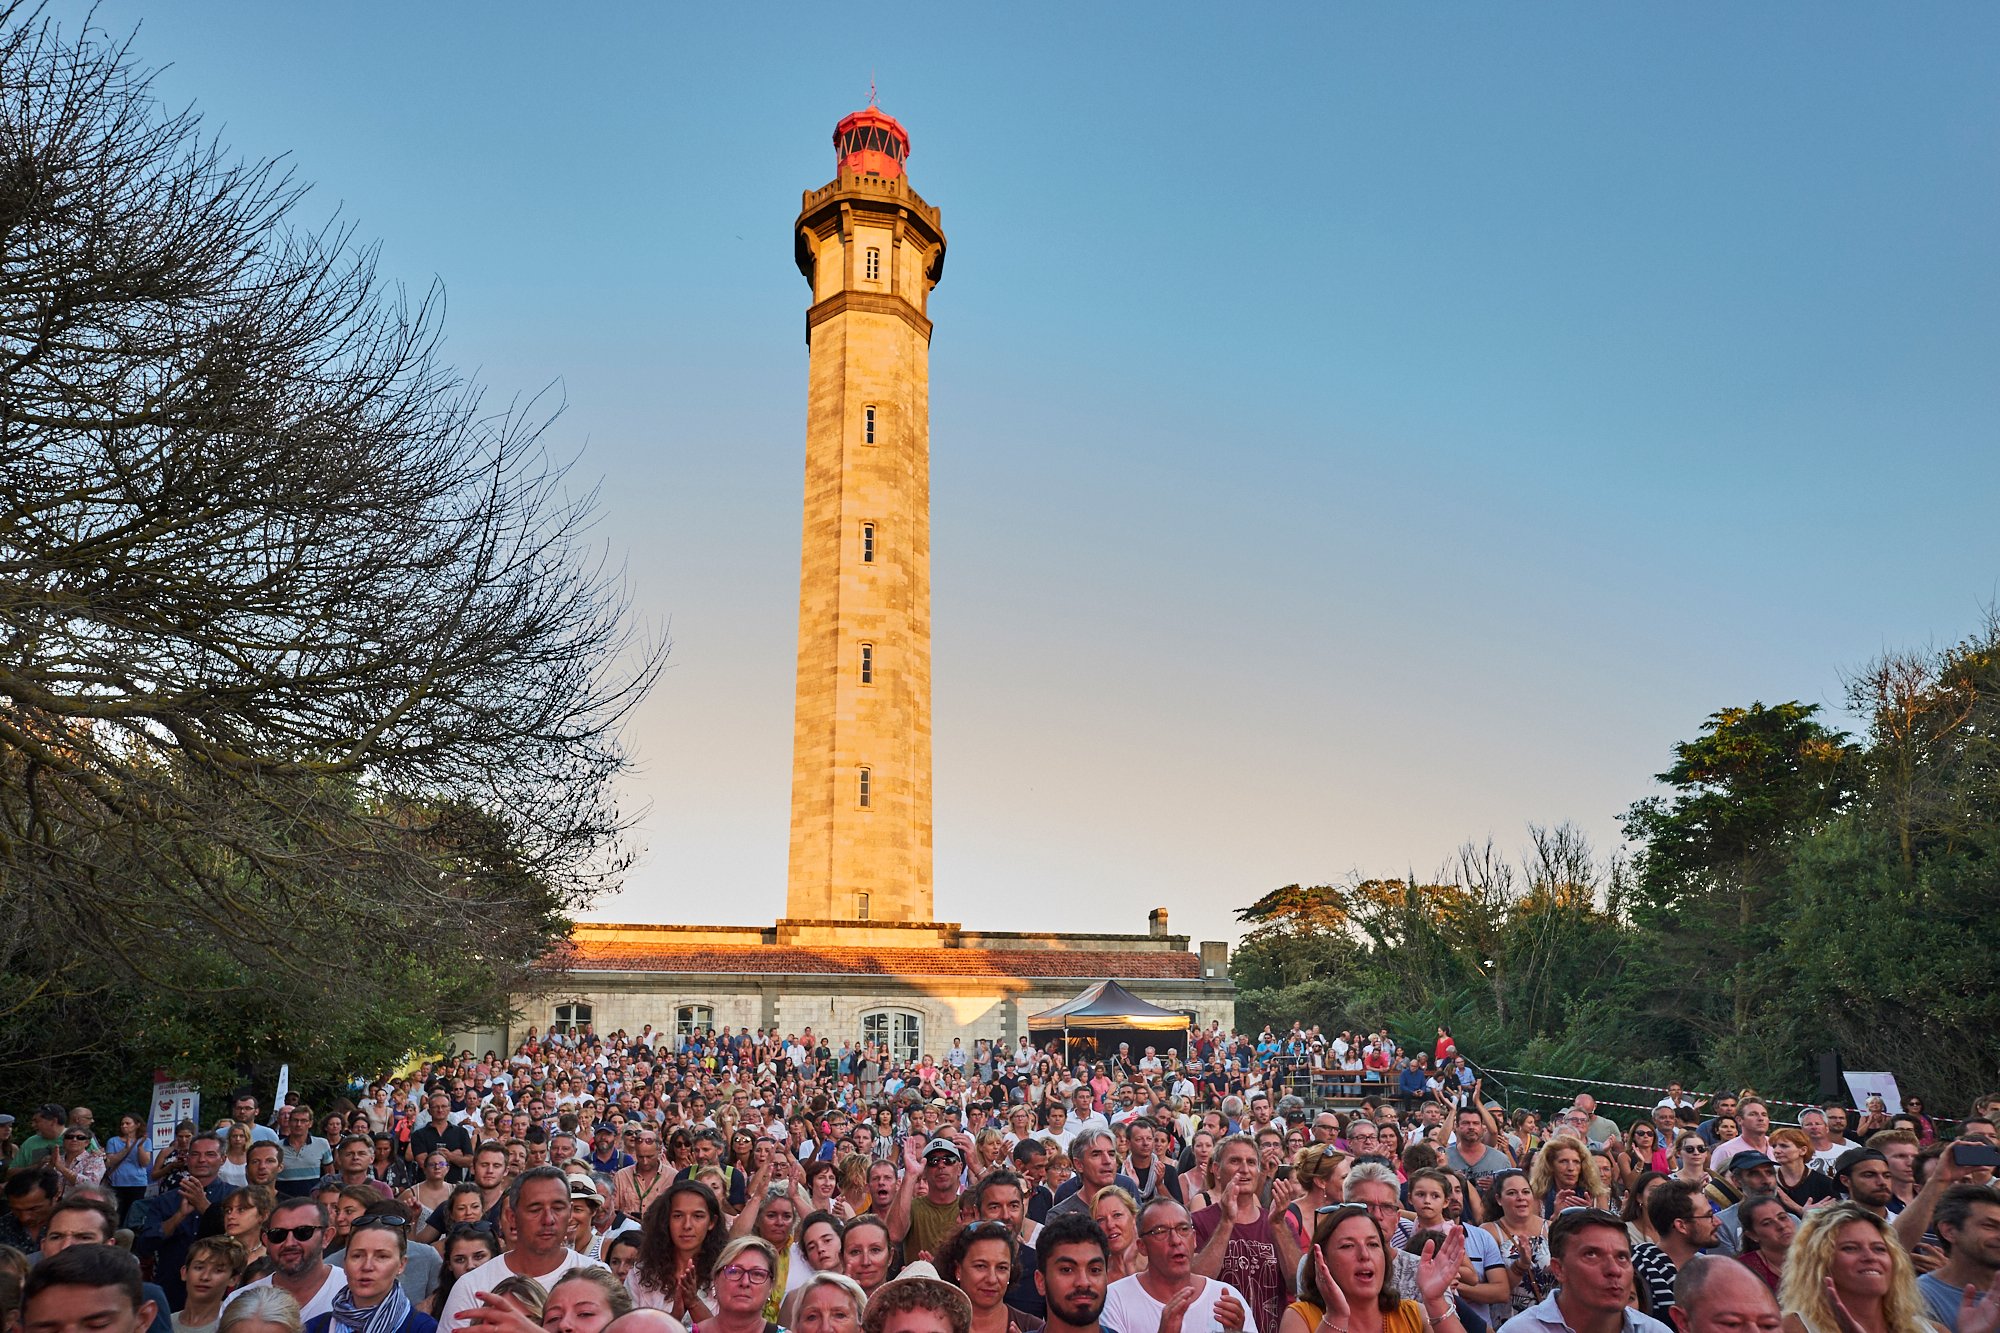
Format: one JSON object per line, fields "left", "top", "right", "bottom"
{"left": 1148, "top": 908, "right": 1169, "bottom": 938}
{"left": 1199, "top": 940, "right": 1229, "bottom": 979}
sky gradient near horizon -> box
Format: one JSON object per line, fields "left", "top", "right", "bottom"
{"left": 69, "top": 3, "right": 2000, "bottom": 950}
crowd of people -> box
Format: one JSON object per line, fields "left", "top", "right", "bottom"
{"left": 6, "top": 1021, "right": 2000, "bottom": 1333}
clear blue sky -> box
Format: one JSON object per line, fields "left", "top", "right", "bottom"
{"left": 71, "top": 3, "right": 2000, "bottom": 950}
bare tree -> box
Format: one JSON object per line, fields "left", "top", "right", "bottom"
{"left": 0, "top": 8, "right": 660, "bottom": 1079}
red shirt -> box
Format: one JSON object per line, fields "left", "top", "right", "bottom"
{"left": 1739, "top": 1250, "right": 1781, "bottom": 1291}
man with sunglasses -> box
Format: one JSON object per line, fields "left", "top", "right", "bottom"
{"left": 225, "top": 1198, "right": 349, "bottom": 1323}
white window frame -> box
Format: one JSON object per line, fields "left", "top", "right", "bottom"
{"left": 863, "top": 1009, "right": 921, "bottom": 1064}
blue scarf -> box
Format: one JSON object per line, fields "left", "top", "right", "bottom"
{"left": 326, "top": 1280, "right": 412, "bottom": 1333}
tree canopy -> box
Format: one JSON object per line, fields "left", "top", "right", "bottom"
{"left": 1233, "top": 618, "right": 2000, "bottom": 1109}
{"left": 0, "top": 9, "right": 659, "bottom": 1106}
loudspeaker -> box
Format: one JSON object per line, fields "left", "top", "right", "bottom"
{"left": 1817, "top": 1050, "right": 1844, "bottom": 1102}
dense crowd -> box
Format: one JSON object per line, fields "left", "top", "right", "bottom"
{"left": 6, "top": 1022, "right": 1999, "bottom": 1333}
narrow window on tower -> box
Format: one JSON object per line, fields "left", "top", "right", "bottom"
{"left": 861, "top": 522, "right": 875, "bottom": 563}
{"left": 857, "top": 766, "right": 872, "bottom": 809}
{"left": 857, "top": 892, "right": 870, "bottom": 920}
{"left": 864, "top": 405, "right": 876, "bottom": 444}
{"left": 865, "top": 247, "right": 881, "bottom": 282}
{"left": 859, "top": 643, "right": 874, "bottom": 685}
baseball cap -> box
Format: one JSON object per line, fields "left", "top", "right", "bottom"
{"left": 1728, "top": 1150, "right": 1776, "bottom": 1173}
{"left": 921, "top": 1137, "right": 963, "bottom": 1161}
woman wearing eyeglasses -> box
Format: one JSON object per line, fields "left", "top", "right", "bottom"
{"left": 403, "top": 1153, "right": 455, "bottom": 1221}
{"left": 305, "top": 1216, "right": 435, "bottom": 1333}
{"left": 1278, "top": 1204, "right": 1464, "bottom": 1333}
{"left": 936, "top": 1221, "right": 1043, "bottom": 1333}
{"left": 702, "top": 1236, "right": 783, "bottom": 1333}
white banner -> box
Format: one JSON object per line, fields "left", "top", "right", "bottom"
{"left": 1843, "top": 1070, "right": 1903, "bottom": 1115}
{"left": 149, "top": 1078, "right": 201, "bottom": 1151}
{"left": 272, "top": 1065, "right": 290, "bottom": 1125}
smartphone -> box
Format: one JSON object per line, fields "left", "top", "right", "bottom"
{"left": 1953, "top": 1142, "right": 2000, "bottom": 1167}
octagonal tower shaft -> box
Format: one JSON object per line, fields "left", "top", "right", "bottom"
{"left": 785, "top": 117, "right": 946, "bottom": 925}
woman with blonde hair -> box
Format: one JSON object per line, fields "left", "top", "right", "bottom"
{"left": 835, "top": 1154, "right": 871, "bottom": 1217}
{"left": 1527, "top": 1137, "right": 1607, "bottom": 1216}
{"left": 543, "top": 1268, "right": 635, "bottom": 1333}
{"left": 218, "top": 1124, "right": 254, "bottom": 1188}
{"left": 1091, "top": 1186, "right": 1145, "bottom": 1282}
{"left": 1280, "top": 1146, "right": 1351, "bottom": 1254}
{"left": 972, "top": 1129, "right": 1009, "bottom": 1178}
{"left": 1777, "top": 1203, "right": 1934, "bottom": 1333}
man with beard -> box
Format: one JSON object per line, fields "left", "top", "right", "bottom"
{"left": 226, "top": 1197, "right": 348, "bottom": 1323}
{"left": 1038, "top": 1212, "right": 1119, "bottom": 1333}
{"left": 1834, "top": 1149, "right": 1901, "bottom": 1219}
{"left": 1105, "top": 1199, "right": 1251, "bottom": 1333}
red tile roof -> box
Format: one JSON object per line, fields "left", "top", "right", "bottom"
{"left": 565, "top": 941, "right": 1202, "bottom": 980}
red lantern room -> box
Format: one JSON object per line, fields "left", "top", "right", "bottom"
{"left": 833, "top": 107, "right": 909, "bottom": 180}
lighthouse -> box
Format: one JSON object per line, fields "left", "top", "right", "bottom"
{"left": 784, "top": 106, "right": 947, "bottom": 925}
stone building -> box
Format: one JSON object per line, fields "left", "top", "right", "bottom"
{"left": 462, "top": 105, "right": 1233, "bottom": 1058}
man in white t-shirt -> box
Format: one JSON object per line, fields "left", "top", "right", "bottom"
{"left": 224, "top": 1198, "right": 347, "bottom": 1323}
{"left": 437, "top": 1167, "right": 602, "bottom": 1328}
{"left": 1104, "top": 1198, "right": 1254, "bottom": 1333}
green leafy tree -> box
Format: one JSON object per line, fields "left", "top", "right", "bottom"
{"left": 0, "top": 10, "right": 654, "bottom": 1109}
{"left": 1621, "top": 703, "right": 1860, "bottom": 1046}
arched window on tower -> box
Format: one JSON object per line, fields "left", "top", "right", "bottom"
{"left": 865, "top": 248, "right": 881, "bottom": 282}
{"left": 859, "top": 643, "right": 874, "bottom": 685}
{"left": 857, "top": 766, "right": 872, "bottom": 809}
{"left": 856, "top": 892, "right": 870, "bottom": 921}
{"left": 864, "top": 405, "right": 876, "bottom": 444}
{"left": 861, "top": 522, "right": 876, "bottom": 563}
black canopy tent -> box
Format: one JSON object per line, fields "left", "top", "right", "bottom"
{"left": 1027, "top": 979, "right": 1192, "bottom": 1064}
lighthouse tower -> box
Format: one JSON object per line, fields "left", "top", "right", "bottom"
{"left": 784, "top": 107, "right": 947, "bottom": 925}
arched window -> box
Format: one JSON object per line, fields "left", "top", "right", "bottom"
{"left": 857, "top": 766, "right": 872, "bottom": 808}
{"left": 856, "top": 892, "right": 870, "bottom": 921}
{"left": 553, "top": 1002, "right": 592, "bottom": 1036}
{"left": 865, "top": 248, "right": 881, "bottom": 282}
{"left": 859, "top": 643, "right": 874, "bottom": 685}
{"left": 862, "top": 1009, "right": 921, "bottom": 1064}
{"left": 864, "top": 405, "right": 877, "bottom": 444}
{"left": 861, "top": 522, "right": 876, "bottom": 563}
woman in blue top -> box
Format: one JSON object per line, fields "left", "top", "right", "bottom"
{"left": 304, "top": 1215, "right": 436, "bottom": 1333}
{"left": 104, "top": 1112, "right": 154, "bottom": 1221}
